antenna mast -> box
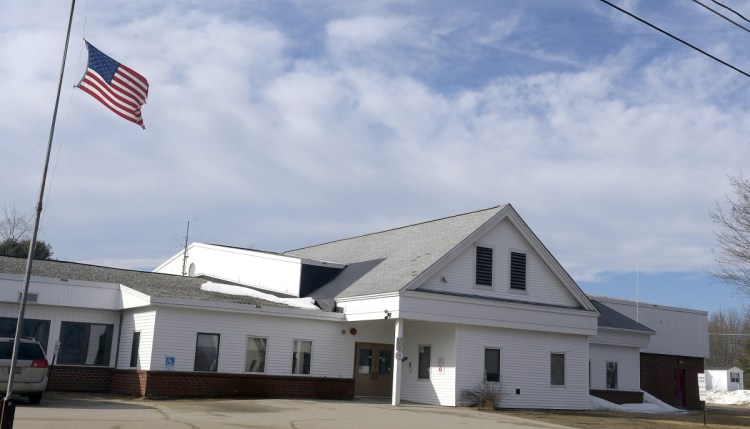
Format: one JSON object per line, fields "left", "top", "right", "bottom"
{"left": 181, "top": 221, "right": 190, "bottom": 276}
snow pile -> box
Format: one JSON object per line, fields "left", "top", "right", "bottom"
{"left": 589, "top": 393, "right": 681, "bottom": 413}
{"left": 201, "top": 282, "right": 320, "bottom": 310}
{"left": 706, "top": 390, "right": 750, "bottom": 406}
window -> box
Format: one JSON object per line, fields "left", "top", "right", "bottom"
{"left": 194, "top": 333, "right": 220, "bottom": 372}
{"left": 510, "top": 252, "right": 526, "bottom": 290}
{"left": 551, "top": 353, "right": 565, "bottom": 386}
{"left": 58, "top": 322, "right": 114, "bottom": 366}
{"left": 245, "top": 337, "right": 267, "bottom": 373}
{"left": 606, "top": 361, "right": 618, "bottom": 389}
{"left": 129, "top": 332, "right": 140, "bottom": 368}
{"left": 292, "top": 340, "right": 312, "bottom": 374}
{"left": 484, "top": 348, "right": 500, "bottom": 382}
{"left": 731, "top": 372, "right": 740, "bottom": 383}
{"left": 378, "top": 350, "right": 392, "bottom": 374}
{"left": 418, "top": 345, "right": 431, "bottom": 379}
{"left": 0, "top": 317, "right": 51, "bottom": 353}
{"left": 475, "top": 246, "right": 493, "bottom": 286}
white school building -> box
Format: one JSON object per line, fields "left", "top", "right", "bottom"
{"left": 0, "top": 204, "right": 708, "bottom": 409}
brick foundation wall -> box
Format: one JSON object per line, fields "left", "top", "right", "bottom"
{"left": 48, "top": 367, "right": 354, "bottom": 400}
{"left": 143, "top": 371, "right": 354, "bottom": 400}
{"left": 47, "top": 365, "right": 113, "bottom": 393}
{"left": 640, "top": 353, "right": 704, "bottom": 410}
{"left": 590, "top": 389, "right": 643, "bottom": 405}
{"left": 111, "top": 370, "right": 148, "bottom": 396}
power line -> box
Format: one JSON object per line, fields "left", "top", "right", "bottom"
{"left": 710, "top": 0, "right": 750, "bottom": 25}
{"left": 598, "top": 0, "right": 750, "bottom": 79}
{"left": 693, "top": 0, "right": 750, "bottom": 34}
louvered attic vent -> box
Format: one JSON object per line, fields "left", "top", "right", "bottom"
{"left": 475, "top": 246, "right": 493, "bottom": 286}
{"left": 510, "top": 252, "right": 526, "bottom": 290}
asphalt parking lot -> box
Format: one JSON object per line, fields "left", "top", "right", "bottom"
{"left": 10, "top": 393, "right": 572, "bottom": 429}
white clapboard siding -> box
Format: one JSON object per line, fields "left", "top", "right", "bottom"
{"left": 155, "top": 244, "right": 304, "bottom": 296}
{"left": 0, "top": 302, "right": 120, "bottom": 364}
{"left": 400, "top": 321, "right": 457, "bottom": 406}
{"left": 456, "top": 325, "right": 589, "bottom": 410}
{"left": 347, "top": 319, "right": 398, "bottom": 345}
{"left": 589, "top": 343, "right": 641, "bottom": 391}
{"left": 149, "top": 307, "right": 354, "bottom": 377}
{"left": 117, "top": 310, "right": 156, "bottom": 370}
{"left": 0, "top": 275, "right": 121, "bottom": 310}
{"left": 337, "top": 296, "right": 401, "bottom": 321}
{"left": 418, "top": 219, "right": 579, "bottom": 308}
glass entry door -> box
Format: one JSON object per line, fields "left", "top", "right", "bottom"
{"left": 354, "top": 342, "right": 394, "bottom": 397}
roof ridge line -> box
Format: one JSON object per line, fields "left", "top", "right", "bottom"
{"left": 284, "top": 205, "right": 506, "bottom": 253}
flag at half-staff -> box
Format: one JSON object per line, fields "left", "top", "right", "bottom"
{"left": 76, "top": 41, "right": 149, "bottom": 128}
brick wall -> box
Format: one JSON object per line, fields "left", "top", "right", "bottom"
{"left": 143, "top": 371, "right": 354, "bottom": 399}
{"left": 48, "top": 367, "right": 354, "bottom": 400}
{"left": 47, "top": 365, "right": 113, "bottom": 393}
{"left": 111, "top": 370, "right": 147, "bottom": 396}
{"left": 590, "top": 389, "right": 643, "bottom": 405}
{"left": 640, "top": 353, "right": 704, "bottom": 410}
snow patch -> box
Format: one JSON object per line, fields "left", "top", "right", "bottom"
{"left": 589, "top": 393, "right": 682, "bottom": 413}
{"left": 707, "top": 390, "right": 750, "bottom": 406}
{"left": 201, "top": 282, "right": 320, "bottom": 310}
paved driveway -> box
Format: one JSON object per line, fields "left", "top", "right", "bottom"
{"left": 12, "top": 393, "right": 573, "bottom": 429}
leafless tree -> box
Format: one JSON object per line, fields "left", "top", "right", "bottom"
{"left": 707, "top": 307, "right": 750, "bottom": 368}
{"left": 711, "top": 175, "right": 750, "bottom": 298}
{"left": 0, "top": 205, "right": 32, "bottom": 242}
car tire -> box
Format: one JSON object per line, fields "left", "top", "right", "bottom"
{"left": 27, "top": 392, "right": 43, "bottom": 405}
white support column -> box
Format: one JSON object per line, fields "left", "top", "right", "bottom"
{"left": 392, "top": 318, "right": 404, "bottom": 406}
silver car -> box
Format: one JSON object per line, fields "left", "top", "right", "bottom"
{"left": 0, "top": 337, "right": 49, "bottom": 404}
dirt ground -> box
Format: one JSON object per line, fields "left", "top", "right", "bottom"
{"left": 503, "top": 405, "right": 750, "bottom": 429}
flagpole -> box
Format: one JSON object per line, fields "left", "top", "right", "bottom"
{"left": 3, "top": 0, "right": 76, "bottom": 412}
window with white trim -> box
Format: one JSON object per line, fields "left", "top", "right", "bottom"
{"left": 484, "top": 348, "right": 500, "bottom": 382}
{"left": 418, "top": 345, "right": 431, "bottom": 379}
{"left": 606, "top": 361, "right": 618, "bottom": 389}
{"left": 58, "top": 322, "right": 114, "bottom": 366}
{"left": 194, "top": 333, "right": 220, "bottom": 372}
{"left": 292, "top": 340, "right": 312, "bottom": 374}
{"left": 129, "top": 332, "right": 140, "bottom": 368}
{"left": 550, "top": 353, "right": 565, "bottom": 386}
{"left": 245, "top": 337, "right": 267, "bottom": 373}
{"left": 730, "top": 372, "right": 740, "bottom": 383}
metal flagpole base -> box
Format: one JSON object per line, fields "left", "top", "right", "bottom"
{"left": 0, "top": 398, "right": 16, "bottom": 429}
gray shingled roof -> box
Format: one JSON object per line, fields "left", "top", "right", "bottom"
{"left": 284, "top": 206, "right": 505, "bottom": 298}
{"left": 0, "top": 256, "right": 290, "bottom": 308}
{"left": 591, "top": 300, "right": 654, "bottom": 333}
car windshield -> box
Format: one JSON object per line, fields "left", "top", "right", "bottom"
{"left": 0, "top": 342, "right": 46, "bottom": 360}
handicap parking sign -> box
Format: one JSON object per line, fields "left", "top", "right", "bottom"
{"left": 165, "top": 356, "right": 175, "bottom": 369}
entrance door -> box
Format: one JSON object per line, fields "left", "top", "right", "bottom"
{"left": 674, "top": 368, "right": 686, "bottom": 408}
{"left": 354, "top": 342, "right": 394, "bottom": 397}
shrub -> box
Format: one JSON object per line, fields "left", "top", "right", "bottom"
{"left": 461, "top": 380, "right": 502, "bottom": 410}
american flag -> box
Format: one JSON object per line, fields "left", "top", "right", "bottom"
{"left": 76, "top": 41, "right": 149, "bottom": 128}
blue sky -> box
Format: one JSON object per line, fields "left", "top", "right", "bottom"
{"left": 1, "top": 0, "right": 749, "bottom": 315}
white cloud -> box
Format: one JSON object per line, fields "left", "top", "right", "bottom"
{"left": 1, "top": 0, "right": 748, "bottom": 292}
